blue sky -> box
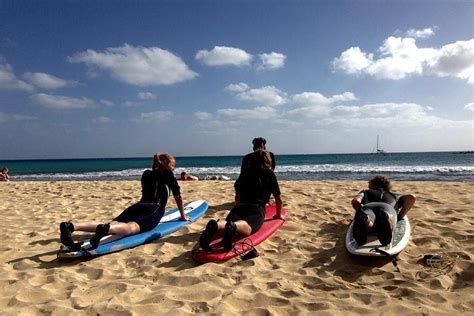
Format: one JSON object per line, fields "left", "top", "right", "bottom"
{"left": 0, "top": 0, "right": 473, "bottom": 159}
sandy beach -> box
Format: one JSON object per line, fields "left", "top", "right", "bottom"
{"left": 0, "top": 180, "right": 472, "bottom": 315}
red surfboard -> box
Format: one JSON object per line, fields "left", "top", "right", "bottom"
{"left": 192, "top": 205, "right": 288, "bottom": 263}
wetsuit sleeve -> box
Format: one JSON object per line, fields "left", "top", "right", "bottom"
{"left": 165, "top": 170, "right": 181, "bottom": 196}
{"left": 240, "top": 154, "right": 250, "bottom": 173}
{"left": 234, "top": 176, "right": 242, "bottom": 195}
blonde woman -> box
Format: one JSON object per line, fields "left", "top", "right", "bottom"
{"left": 59, "top": 153, "right": 189, "bottom": 250}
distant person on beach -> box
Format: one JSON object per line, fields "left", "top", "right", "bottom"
{"left": 59, "top": 153, "right": 190, "bottom": 250}
{"left": 241, "top": 137, "right": 276, "bottom": 172}
{"left": 204, "top": 175, "right": 231, "bottom": 181}
{"left": 179, "top": 171, "right": 199, "bottom": 181}
{"left": 0, "top": 168, "right": 9, "bottom": 182}
{"left": 199, "top": 150, "right": 283, "bottom": 251}
{"left": 351, "top": 175, "right": 416, "bottom": 245}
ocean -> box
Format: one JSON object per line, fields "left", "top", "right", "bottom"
{"left": 2, "top": 151, "right": 473, "bottom": 182}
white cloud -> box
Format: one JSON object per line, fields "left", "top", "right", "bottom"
{"left": 332, "top": 36, "right": 474, "bottom": 84}
{"left": 137, "top": 92, "right": 157, "bottom": 100}
{"left": 0, "top": 63, "right": 35, "bottom": 92}
{"left": 193, "top": 87, "right": 472, "bottom": 150}
{"left": 406, "top": 28, "right": 435, "bottom": 39}
{"left": 136, "top": 111, "right": 174, "bottom": 123}
{"left": 366, "top": 37, "right": 436, "bottom": 80}
{"left": 427, "top": 39, "right": 474, "bottom": 84}
{"left": 195, "top": 46, "right": 253, "bottom": 66}
{"left": 293, "top": 91, "right": 357, "bottom": 107}
{"left": 257, "top": 52, "right": 286, "bottom": 70}
{"left": 217, "top": 106, "right": 277, "bottom": 120}
{"left": 234, "top": 86, "right": 288, "bottom": 106}
{"left": 195, "top": 111, "right": 213, "bottom": 120}
{"left": 465, "top": 102, "right": 474, "bottom": 112}
{"left": 224, "top": 82, "right": 249, "bottom": 92}
{"left": 0, "top": 112, "right": 37, "bottom": 122}
{"left": 93, "top": 116, "right": 113, "bottom": 123}
{"left": 100, "top": 99, "right": 115, "bottom": 107}
{"left": 331, "top": 47, "right": 373, "bottom": 74}
{"left": 23, "top": 72, "right": 75, "bottom": 89}
{"left": 68, "top": 44, "right": 197, "bottom": 86}
{"left": 122, "top": 100, "right": 141, "bottom": 107}
{"left": 30, "top": 93, "right": 97, "bottom": 110}
{"left": 356, "top": 102, "right": 428, "bottom": 118}
{"left": 289, "top": 101, "right": 430, "bottom": 121}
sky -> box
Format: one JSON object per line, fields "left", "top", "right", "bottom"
{"left": 0, "top": 0, "right": 473, "bottom": 160}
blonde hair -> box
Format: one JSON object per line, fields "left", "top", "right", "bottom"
{"left": 248, "top": 149, "right": 272, "bottom": 171}
{"left": 152, "top": 153, "right": 175, "bottom": 170}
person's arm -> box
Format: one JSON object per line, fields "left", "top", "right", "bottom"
{"left": 274, "top": 195, "right": 283, "bottom": 219}
{"left": 270, "top": 172, "right": 283, "bottom": 219}
{"left": 351, "top": 192, "right": 364, "bottom": 212}
{"left": 174, "top": 195, "right": 190, "bottom": 221}
{"left": 396, "top": 194, "right": 416, "bottom": 220}
{"left": 167, "top": 170, "right": 189, "bottom": 221}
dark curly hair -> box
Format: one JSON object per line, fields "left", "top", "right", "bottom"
{"left": 368, "top": 175, "right": 392, "bottom": 192}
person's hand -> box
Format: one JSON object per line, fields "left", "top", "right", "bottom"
{"left": 180, "top": 215, "right": 191, "bottom": 221}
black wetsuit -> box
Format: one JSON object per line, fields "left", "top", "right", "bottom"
{"left": 226, "top": 168, "right": 281, "bottom": 233}
{"left": 113, "top": 169, "right": 180, "bottom": 232}
{"left": 360, "top": 189, "right": 398, "bottom": 207}
{"left": 360, "top": 189, "right": 399, "bottom": 231}
{"left": 241, "top": 151, "right": 276, "bottom": 172}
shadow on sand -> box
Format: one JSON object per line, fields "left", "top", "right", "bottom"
{"left": 303, "top": 221, "right": 395, "bottom": 283}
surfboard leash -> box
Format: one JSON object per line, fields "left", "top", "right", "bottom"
{"left": 370, "top": 247, "right": 400, "bottom": 272}
{"left": 231, "top": 238, "right": 259, "bottom": 261}
{"left": 415, "top": 253, "right": 459, "bottom": 279}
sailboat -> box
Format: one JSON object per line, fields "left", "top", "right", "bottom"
{"left": 375, "top": 135, "right": 386, "bottom": 155}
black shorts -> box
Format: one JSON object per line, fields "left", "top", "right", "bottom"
{"left": 226, "top": 203, "right": 265, "bottom": 234}
{"left": 113, "top": 202, "right": 165, "bottom": 232}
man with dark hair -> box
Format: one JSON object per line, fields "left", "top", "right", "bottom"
{"left": 240, "top": 137, "right": 276, "bottom": 172}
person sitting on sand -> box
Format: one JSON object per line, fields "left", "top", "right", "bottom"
{"left": 199, "top": 150, "right": 283, "bottom": 251}
{"left": 0, "top": 168, "right": 9, "bottom": 182}
{"left": 351, "top": 175, "right": 416, "bottom": 246}
{"left": 179, "top": 171, "right": 199, "bottom": 181}
{"left": 241, "top": 137, "right": 276, "bottom": 172}
{"left": 59, "top": 153, "right": 190, "bottom": 250}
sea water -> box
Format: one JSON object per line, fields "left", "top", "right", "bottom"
{"left": 2, "top": 151, "right": 473, "bottom": 182}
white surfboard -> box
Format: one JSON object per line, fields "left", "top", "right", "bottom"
{"left": 345, "top": 216, "right": 410, "bottom": 256}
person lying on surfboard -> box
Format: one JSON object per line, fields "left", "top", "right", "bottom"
{"left": 59, "top": 153, "right": 190, "bottom": 251}
{"left": 351, "top": 175, "right": 416, "bottom": 246}
{"left": 199, "top": 149, "right": 283, "bottom": 251}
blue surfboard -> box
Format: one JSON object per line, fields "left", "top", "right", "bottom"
{"left": 58, "top": 200, "right": 208, "bottom": 259}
